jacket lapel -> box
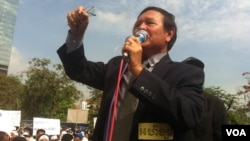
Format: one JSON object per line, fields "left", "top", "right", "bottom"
{"left": 151, "top": 54, "right": 173, "bottom": 77}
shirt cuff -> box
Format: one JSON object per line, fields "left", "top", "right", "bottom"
{"left": 65, "top": 30, "right": 83, "bottom": 53}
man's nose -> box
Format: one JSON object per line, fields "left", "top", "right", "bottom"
{"left": 138, "top": 22, "right": 147, "bottom": 29}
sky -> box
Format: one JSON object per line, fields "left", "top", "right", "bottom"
{"left": 8, "top": 0, "right": 250, "bottom": 94}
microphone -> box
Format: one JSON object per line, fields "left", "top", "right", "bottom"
{"left": 123, "top": 30, "right": 148, "bottom": 58}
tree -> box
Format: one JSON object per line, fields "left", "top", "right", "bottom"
{"left": 204, "top": 86, "right": 250, "bottom": 124}
{"left": 230, "top": 72, "right": 250, "bottom": 124}
{"left": 0, "top": 73, "right": 23, "bottom": 110}
{"left": 20, "top": 58, "right": 84, "bottom": 121}
{"left": 203, "top": 87, "right": 237, "bottom": 111}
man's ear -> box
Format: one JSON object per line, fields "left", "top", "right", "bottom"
{"left": 165, "top": 29, "right": 175, "bottom": 42}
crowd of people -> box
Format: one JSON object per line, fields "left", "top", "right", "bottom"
{"left": 0, "top": 127, "right": 91, "bottom": 141}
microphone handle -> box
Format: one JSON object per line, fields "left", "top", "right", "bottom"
{"left": 122, "top": 52, "right": 129, "bottom": 63}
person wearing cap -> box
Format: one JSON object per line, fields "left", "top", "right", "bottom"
{"left": 50, "top": 135, "right": 58, "bottom": 141}
{"left": 73, "top": 133, "right": 83, "bottom": 141}
{"left": 182, "top": 57, "right": 228, "bottom": 141}
{"left": 36, "top": 134, "right": 49, "bottom": 141}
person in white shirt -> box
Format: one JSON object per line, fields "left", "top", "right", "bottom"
{"left": 82, "top": 132, "right": 88, "bottom": 141}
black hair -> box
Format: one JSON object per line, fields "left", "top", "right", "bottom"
{"left": 12, "top": 136, "right": 27, "bottom": 141}
{"left": 61, "top": 134, "right": 73, "bottom": 141}
{"left": 36, "top": 129, "right": 45, "bottom": 135}
{"left": 0, "top": 131, "right": 8, "bottom": 141}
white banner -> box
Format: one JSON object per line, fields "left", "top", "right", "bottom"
{"left": 0, "top": 110, "right": 21, "bottom": 133}
{"left": 33, "top": 117, "right": 60, "bottom": 135}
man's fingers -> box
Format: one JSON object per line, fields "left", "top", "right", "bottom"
{"left": 75, "top": 6, "right": 88, "bottom": 18}
{"left": 66, "top": 6, "right": 89, "bottom": 36}
{"left": 67, "top": 12, "right": 75, "bottom": 26}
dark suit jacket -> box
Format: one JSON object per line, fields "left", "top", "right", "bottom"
{"left": 57, "top": 44, "right": 205, "bottom": 141}
{"left": 181, "top": 93, "right": 227, "bottom": 141}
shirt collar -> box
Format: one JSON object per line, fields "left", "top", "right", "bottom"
{"left": 145, "top": 52, "right": 167, "bottom": 68}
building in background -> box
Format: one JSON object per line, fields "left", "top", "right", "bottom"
{"left": 0, "top": 0, "right": 19, "bottom": 74}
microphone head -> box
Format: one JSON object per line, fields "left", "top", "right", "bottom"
{"left": 135, "top": 30, "right": 148, "bottom": 42}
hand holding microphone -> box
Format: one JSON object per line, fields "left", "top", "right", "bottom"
{"left": 123, "top": 30, "right": 148, "bottom": 58}
{"left": 122, "top": 30, "right": 148, "bottom": 77}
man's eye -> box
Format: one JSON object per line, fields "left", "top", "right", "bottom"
{"left": 134, "top": 22, "right": 141, "bottom": 27}
{"left": 146, "top": 21, "right": 154, "bottom": 25}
